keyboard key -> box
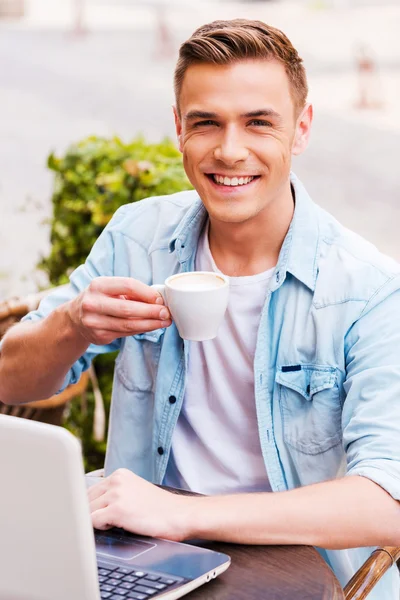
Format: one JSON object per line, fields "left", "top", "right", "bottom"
{"left": 99, "top": 568, "right": 114, "bottom": 576}
{"left": 158, "top": 577, "right": 178, "bottom": 586}
{"left": 111, "top": 572, "right": 125, "bottom": 580}
{"left": 137, "top": 580, "right": 166, "bottom": 591}
{"left": 108, "top": 579, "right": 122, "bottom": 586}
{"left": 101, "top": 593, "right": 112, "bottom": 599}
{"left": 98, "top": 576, "right": 108, "bottom": 583}
{"left": 116, "top": 567, "right": 135, "bottom": 575}
{"left": 133, "top": 586, "right": 157, "bottom": 595}
{"left": 133, "top": 571, "right": 147, "bottom": 578}
{"left": 127, "top": 594, "right": 147, "bottom": 600}
{"left": 123, "top": 575, "right": 138, "bottom": 583}
{"left": 120, "top": 582, "right": 136, "bottom": 590}
{"left": 101, "top": 585, "right": 115, "bottom": 592}
{"left": 110, "top": 596, "right": 127, "bottom": 600}
{"left": 113, "top": 591, "right": 128, "bottom": 597}
{"left": 144, "top": 575, "right": 160, "bottom": 582}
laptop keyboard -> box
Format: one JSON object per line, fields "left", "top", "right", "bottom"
{"left": 97, "top": 563, "right": 185, "bottom": 599}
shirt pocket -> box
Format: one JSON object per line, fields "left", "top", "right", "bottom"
{"left": 114, "top": 329, "right": 164, "bottom": 392}
{"left": 276, "top": 365, "right": 342, "bottom": 455}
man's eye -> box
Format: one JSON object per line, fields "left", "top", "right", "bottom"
{"left": 249, "top": 120, "right": 272, "bottom": 127}
{"left": 193, "top": 120, "right": 218, "bottom": 128}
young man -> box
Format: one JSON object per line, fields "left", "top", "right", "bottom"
{"left": 1, "top": 19, "right": 400, "bottom": 598}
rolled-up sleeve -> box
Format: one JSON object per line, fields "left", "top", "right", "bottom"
{"left": 18, "top": 206, "right": 129, "bottom": 392}
{"left": 343, "top": 274, "right": 400, "bottom": 499}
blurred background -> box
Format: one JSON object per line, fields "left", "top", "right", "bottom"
{"left": 0, "top": 0, "right": 399, "bottom": 301}
{"left": 0, "top": 0, "right": 399, "bottom": 467}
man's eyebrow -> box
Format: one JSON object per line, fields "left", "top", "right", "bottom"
{"left": 184, "top": 110, "right": 218, "bottom": 121}
{"left": 241, "top": 109, "right": 282, "bottom": 120}
{"left": 184, "top": 109, "right": 282, "bottom": 122}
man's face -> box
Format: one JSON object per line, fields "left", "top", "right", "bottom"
{"left": 174, "top": 59, "right": 312, "bottom": 224}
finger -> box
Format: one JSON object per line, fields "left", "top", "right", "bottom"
{"left": 91, "top": 277, "right": 164, "bottom": 304}
{"left": 91, "top": 507, "right": 114, "bottom": 531}
{"left": 87, "top": 480, "right": 108, "bottom": 502}
{"left": 85, "top": 316, "right": 172, "bottom": 335}
{"left": 89, "top": 494, "right": 108, "bottom": 515}
{"left": 87, "top": 296, "right": 171, "bottom": 321}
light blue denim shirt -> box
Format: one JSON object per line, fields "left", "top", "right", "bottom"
{"left": 20, "top": 173, "right": 400, "bottom": 598}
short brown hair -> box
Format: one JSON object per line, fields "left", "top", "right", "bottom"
{"left": 174, "top": 19, "right": 308, "bottom": 115}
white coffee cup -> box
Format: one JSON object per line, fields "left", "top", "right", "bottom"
{"left": 152, "top": 271, "right": 229, "bottom": 341}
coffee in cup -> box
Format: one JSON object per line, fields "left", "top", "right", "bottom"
{"left": 167, "top": 272, "right": 226, "bottom": 291}
{"left": 152, "top": 271, "right": 229, "bottom": 341}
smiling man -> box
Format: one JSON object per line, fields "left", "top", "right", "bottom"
{"left": 1, "top": 19, "right": 400, "bottom": 599}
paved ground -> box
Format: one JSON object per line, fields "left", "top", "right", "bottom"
{"left": 0, "top": 0, "right": 399, "bottom": 300}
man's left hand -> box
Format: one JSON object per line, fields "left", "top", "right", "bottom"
{"left": 88, "top": 468, "right": 192, "bottom": 541}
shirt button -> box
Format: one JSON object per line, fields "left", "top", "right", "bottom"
{"left": 276, "top": 271, "right": 280, "bottom": 282}
{"left": 169, "top": 395, "right": 176, "bottom": 404}
{"left": 157, "top": 447, "right": 164, "bottom": 455}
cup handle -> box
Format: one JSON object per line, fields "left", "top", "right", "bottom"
{"left": 151, "top": 284, "right": 168, "bottom": 307}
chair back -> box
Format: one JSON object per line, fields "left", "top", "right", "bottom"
{"left": 344, "top": 546, "right": 400, "bottom": 599}
{"left": 0, "top": 288, "right": 88, "bottom": 425}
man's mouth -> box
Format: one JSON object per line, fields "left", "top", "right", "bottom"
{"left": 206, "top": 174, "right": 260, "bottom": 187}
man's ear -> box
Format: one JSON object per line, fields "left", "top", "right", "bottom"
{"left": 292, "top": 103, "right": 313, "bottom": 156}
{"left": 173, "top": 105, "right": 183, "bottom": 153}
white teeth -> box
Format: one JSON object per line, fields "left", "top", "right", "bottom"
{"left": 212, "top": 175, "right": 255, "bottom": 186}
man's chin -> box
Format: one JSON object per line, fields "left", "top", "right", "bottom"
{"left": 205, "top": 204, "right": 260, "bottom": 225}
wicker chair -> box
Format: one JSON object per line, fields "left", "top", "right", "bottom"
{"left": 344, "top": 547, "right": 400, "bottom": 599}
{"left": 0, "top": 288, "right": 89, "bottom": 426}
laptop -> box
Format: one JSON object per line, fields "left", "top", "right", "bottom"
{"left": 0, "top": 414, "right": 230, "bottom": 600}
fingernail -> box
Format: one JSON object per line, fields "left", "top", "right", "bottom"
{"left": 161, "top": 320, "right": 171, "bottom": 326}
{"left": 159, "top": 308, "right": 169, "bottom": 319}
{"left": 155, "top": 296, "right": 164, "bottom": 305}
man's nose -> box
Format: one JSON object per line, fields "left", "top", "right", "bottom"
{"left": 213, "top": 129, "right": 249, "bottom": 165}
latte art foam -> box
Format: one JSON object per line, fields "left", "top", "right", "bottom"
{"left": 168, "top": 273, "right": 225, "bottom": 291}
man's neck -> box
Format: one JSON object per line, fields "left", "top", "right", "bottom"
{"left": 208, "top": 185, "right": 294, "bottom": 277}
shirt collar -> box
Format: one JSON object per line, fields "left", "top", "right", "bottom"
{"left": 169, "top": 173, "right": 320, "bottom": 291}
{"left": 168, "top": 194, "right": 207, "bottom": 263}
{"left": 282, "top": 172, "right": 320, "bottom": 292}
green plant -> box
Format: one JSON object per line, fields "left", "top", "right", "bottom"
{"left": 41, "top": 135, "right": 192, "bottom": 285}
{"left": 40, "top": 135, "right": 192, "bottom": 470}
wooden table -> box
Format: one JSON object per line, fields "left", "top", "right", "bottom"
{"left": 185, "top": 540, "right": 344, "bottom": 600}
{"left": 164, "top": 485, "right": 344, "bottom": 599}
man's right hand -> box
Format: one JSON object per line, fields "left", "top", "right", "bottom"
{"left": 67, "top": 277, "right": 172, "bottom": 346}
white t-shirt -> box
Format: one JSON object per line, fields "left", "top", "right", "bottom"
{"left": 164, "top": 222, "right": 274, "bottom": 495}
